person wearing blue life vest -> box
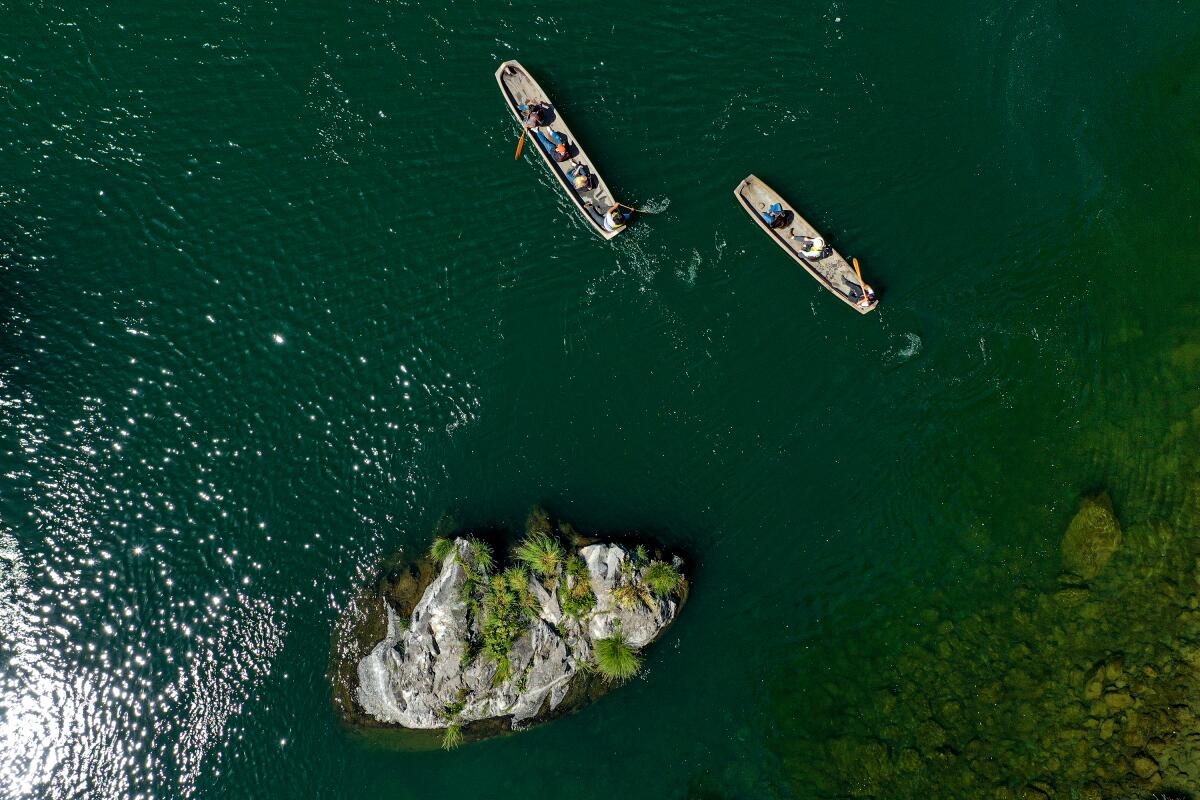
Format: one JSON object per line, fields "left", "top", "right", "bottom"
{"left": 761, "top": 202, "right": 789, "bottom": 230}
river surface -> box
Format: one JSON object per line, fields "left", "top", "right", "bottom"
{"left": 3, "top": 1, "right": 1199, "bottom": 798}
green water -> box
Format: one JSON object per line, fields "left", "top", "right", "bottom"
{"left": 2, "top": 1, "right": 1199, "bottom": 797}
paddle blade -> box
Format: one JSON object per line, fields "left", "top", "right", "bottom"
{"left": 852, "top": 258, "right": 873, "bottom": 306}
{"left": 514, "top": 129, "right": 527, "bottom": 160}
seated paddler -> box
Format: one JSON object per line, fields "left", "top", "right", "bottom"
{"left": 858, "top": 283, "right": 877, "bottom": 309}
{"left": 602, "top": 204, "right": 631, "bottom": 232}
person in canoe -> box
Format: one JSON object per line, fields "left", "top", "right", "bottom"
{"left": 567, "top": 162, "right": 593, "bottom": 192}
{"left": 602, "top": 203, "right": 631, "bottom": 232}
{"left": 534, "top": 128, "right": 571, "bottom": 161}
{"left": 517, "top": 102, "right": 544, "bottom": 129}
{"left": 858, "top": 283, "right": 877, "bottom": 309}
{"left": 792, "top": 234, "right": 826, "bottom": 257}
{"left": 761, "top": 202, "right": 789, "bottom": 230}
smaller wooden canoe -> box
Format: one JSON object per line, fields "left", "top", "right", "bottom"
{"left": 734, "top": 175, "right": 877, "bottom": 314}
{"left": 496, "top": 60, "right": 625, "bottom": 240}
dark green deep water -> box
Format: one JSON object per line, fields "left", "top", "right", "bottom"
{"left": 3, "top": 1, "right": 1200, "bottom": 797}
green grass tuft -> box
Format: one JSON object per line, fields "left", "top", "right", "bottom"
{"left": 513, "top": 531, "right": 565, "bottom": 578}
{"left": 594, "top": 631, "right": 641, "bottom": 682}
{"left": 468, "top": 538, "right": 494, "bottom": 573}
{"left": 559, "top": 555, "right": 597, "bottom": 618}
{"left": 477, "top": 566, "right": 531, "bottom": 673}
{"left": 566, "top": 555, "right": 589, "bottom": 580}
{"left": 502, "top": 565, "right": 529, "bottom": 591}
{"left": 561, "top": 593, "right": 595, "bottom": 619}
{"left": 503, "top": 566, "right": 543, "bottom": 617}
{"left": 430, "top": 536, "right": 456, "bottom": 563}
{"left": 441, "top": 721, "right": 463, "bottom": 751}
{"left": 642, "top": 561, "right": 684, "bottom": 597}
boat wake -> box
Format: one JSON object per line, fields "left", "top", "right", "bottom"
{"left": 676, "top": 249, "right": 702, "bottom": 286}
{"left": 637, "top": 196, "right": 671, "bottom": 215}
{"left": 883, "top": 332, "right": 923, "bottom": 369}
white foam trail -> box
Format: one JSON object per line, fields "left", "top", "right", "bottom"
{"left": 638, "top": 196, "right": 670, "bottom": 214}
{"left": 884, "top": 332, "right": 923, "bottom": 367}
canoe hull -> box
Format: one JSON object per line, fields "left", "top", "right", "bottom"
{"left": 734, "top": 175, "right": 877, "bottom": 314}
{"left": 496, "top": 60, "right": 624, "bottom": 240}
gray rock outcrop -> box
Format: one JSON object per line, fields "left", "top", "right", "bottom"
{"left": 355, "top": 538, "right": 682, "bottom": 730}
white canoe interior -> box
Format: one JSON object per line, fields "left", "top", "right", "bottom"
{"left": 734, "top": 175, "right": 877, "bottom": 314}
{"left": 496, "top": 60, "right": 624, "bottom": 240}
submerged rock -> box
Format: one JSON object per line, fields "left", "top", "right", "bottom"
{"left": 1061, "top": 492, "right": 1122, "bottom": 580}
{"left": 342, "top": 512, "right": 687, "bottom": 743}
{"left": 1132, "top": 752, "right": 1159, "bottom": 779}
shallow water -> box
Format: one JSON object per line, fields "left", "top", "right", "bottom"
{"left": 2, "top": 1, "right": 1199, "bottom": 798}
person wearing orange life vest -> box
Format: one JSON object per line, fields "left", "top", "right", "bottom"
{"left": 533, "top": 128, "right": 570, "bottom": 162}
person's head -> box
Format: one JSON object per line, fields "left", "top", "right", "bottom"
{"left": 573, "top": 173, "right": 589, "bottom": 189}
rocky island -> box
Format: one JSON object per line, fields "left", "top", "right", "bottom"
{"left": 332, "top": 509, "right": 687, "bottom": 748}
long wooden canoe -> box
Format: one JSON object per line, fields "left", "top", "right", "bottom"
{"left": 496, "top": 60, "right": 625, "bottom": 240}
{"left": 734, "top": 175, "right": 877, "bottom": 314}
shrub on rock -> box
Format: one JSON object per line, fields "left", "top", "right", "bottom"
{"left": 594, "top": 630, "right": 641, "bottom": 682}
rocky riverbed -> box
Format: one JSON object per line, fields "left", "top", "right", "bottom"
{"left": 331, "top": 509, "right": 687, "bottom": 747}
{"left": 768, "top": 487, "right": 1200, "bottom": 798}
{"left": 744, "top": 309, "right": 1200, "bottom": 800}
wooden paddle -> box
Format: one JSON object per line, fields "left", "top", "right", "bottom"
{"left": 852, "top": 258, "right": 874, "bottom": 306}
{"left": 514, "top": 127, "right": 528, "bottom": 160}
